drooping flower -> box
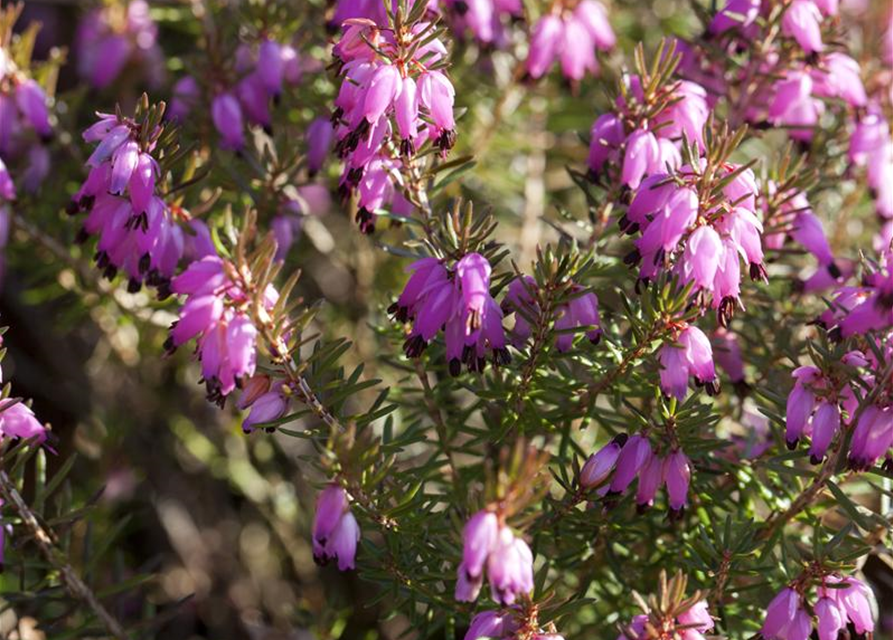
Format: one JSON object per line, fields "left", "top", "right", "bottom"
{"left": 525, "top": 1, "right": 614, "bottom": 82}
{"left": 313, "top": 484, "right": 361, "bottom": 571}
{"left": 69, "top": 110, "right": 185, "bottom": 293}
{"left": 580, "top": 434, "right": 627, "bottom": 488}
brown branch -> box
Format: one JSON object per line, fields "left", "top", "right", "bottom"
{"left": 0, "top": 470, "right": 129, "bottom": 639}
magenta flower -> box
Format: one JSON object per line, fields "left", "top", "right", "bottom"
{"left": 634, "top": 454, "right": 664, "bottom": 511}
{"left": 709, "top": 0, "right": 760, "bottom": 33}
{"left": 848, "top": 404, "right": 893, "bottom": 471}
{"left": 761, "top": 588, "right": 801, "bottom": 639}
{"left": 168, "top": 76, "right": 200, "bottom": 122}
{"left": 608, "top": 434, "right": 652, "bottom": 494}
{"left": 464, "top": 610, "right": 518, "bottom": 640}
{"left": 501, "top": 275, "right": 538, "bottom": 347}
{"left": 581, "top": 434, "right": 627, "bottom": 488}
{"left": 781, "top": 0, "right": 824, "bottom": 53}
{"left": 663, "top": 450, "right": 691, "bottom": 515}
{"left": 785, "top": 366, "right": 818, "bottom": 449}
{"left": 554, "top": 287, "right": 602, "bottom": 352}
{"left": 240, "top": 389, "right": 290, "bottom": 434}
{"left": 212, "top": 92, "right": 245, "bottom": 151}
{"left": 14, "top": 79, "right": 52, "bottom": 141}
{"left": 0, "top": 400, "right": 48, "bottom": 444}
{"left": 811, "top": 53, "right": 866, "bottom": 107}
{"left": 313, "top": 484, "right": 361, "bottom": 571}
{"left": 712, "top": 328, "right": 746, "bottom": 389}
{"left": 808, "top": 401, "right": 840, "bottom": 464}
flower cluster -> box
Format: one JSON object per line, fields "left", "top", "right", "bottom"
{"left": 624, "top": 163, "right": 765, "bottom": 324}
{"left": 68, "top": 110, "right": 185, "bottom": 293}
{"left": 0, "top": 41, "right": 53, "bottom": 194}
{"left": 165, "top": 255, "right": 276, "bottom": 405}
{"left": 455, "top": 509, "right": 534, "bottom": 605}
{"left": 588, "top": 74, "right": 710, "bottom": 187}
{"left": 312, "top": 484, "right": 360, "bottom": 571}
{"left": 784, "top": 363, "right": 848, "bottom": 463}
{"left": 331, "top": 13, "right": 457, "bottom": 232}
{"left": 581, "top": 433, "right": 693, "bottom": 516}
{"left": 824, "top": 251, "right": 893, "bottom": 339}
{"left": 391, "top": 254, "right": 509, "bottom": 374}
{"left": 501, "top": 275, "right": 602, "bottom": 351}
{"left": 525, "top": 0, "right": 615, "bottom": 82}
{"left": 75, "top": 0, "right": 164, "bottom": 90}
{"left": 658, "top": 325, "right": 718, "bottom": 400}
{"left": 761, "top": 575, "right": 875, "bottom": 640}
{"left": 170, "top": 38, "right": 303, "bottom": 151}
{"left": 784, "top": 335, "right": 893, "bottom": 471}
{"left": 617, "top": 600, "right": 714, "bottom": 640}
{"left": 211, "top": 38, "right": 303, "bottom": 150}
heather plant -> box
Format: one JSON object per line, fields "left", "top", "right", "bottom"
{"left": 0, "top": 0, "right": 888, "bottom": 638}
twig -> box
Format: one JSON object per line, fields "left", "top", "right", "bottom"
{"left": 0, "top": 470, "right": 129, "bottom": 639}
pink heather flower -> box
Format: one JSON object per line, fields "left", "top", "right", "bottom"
{"left": 487, "top": 526, "right": 534, "bottom": 605}
{"left": 621, "top": 130, "right": 660, "bottom": 190}
{"left": 815, "top": 598, "right": 844, "bottom": 640}
{"left": 76, "top": 0, "right": 164, "bottom": 90}
{"left": 709, "top": 0, "right": 761, "bottom": 33}
{"left": 168, "top": 76, "right": 200, "bottom": 122}
{"left": 306, "top": 116, "right": 334, "bottom": 176}
{"left": 768, "top": 69, "right": 823, "bottom": 141}
{"left": 683, "top": 226, "right": 723, "bottom": 290}
{"left": 313, "top": 484, "right": 361, "bottom": 571}
{"left": 70, "top": 111, "right": 184, "bottom": 293}
{"left": 240, "top": 389, "right": 289, "bottom": 434}
{"left": 782, "top": 0, "right": 825, "bottom": 53}
{"left": 464, "top": 610, "right": 519, "bottom": 640}
{"left": 554, "top": 287, "right": 602, "bottom": 352}
{"left": 664, "top": 450, "right": 691, "bottom": 515}
{"left": 617, "top": 614, "right": 648, "bottom": 640}
{"left": 525, "top": 3, "right": 614, "bottom": 82}
{"left": 808, "top": 400, "right": 840, "bottom": 464}
{"left": 677, "top": 600, "right": 714, "bottom": 640}
{"left": 635, "top": 453, "right": 664, "bottom": 511}
{"left": 588, "top": 113, "right": 626, "bottom": 176}
{"left": 761, "top": 588, "right": 801, "bottom": 639}
{"left": 502, "top": 275, "right": 538, "bottom": 347}
{"left": 659, "top": 326, "right": 718, "bottom": 400}
{"left": 848, "top": 405, "right": 893, "bottom": 471}
{"left": 212, "top": 92, "right": 245, "bottom": 151}
{"left": 785, "top": 368, "right": 818, "bottom": 448}
{"left": 581, "top": 434, "right": 627, "bottom": 488}
{"left": 811, "top": 53, "right": 867, "bottom": 107}
{"left": 0, "top": 400, "right": 48, "bottom": 444}
{"left": 13, "top": 79, "right": 52, "bottom": 141}
{"left": 833, "top": 577, "right": 876, "bottom": 635}
{"left": 609, "top": 434, "right": 652, "bottom": 494}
